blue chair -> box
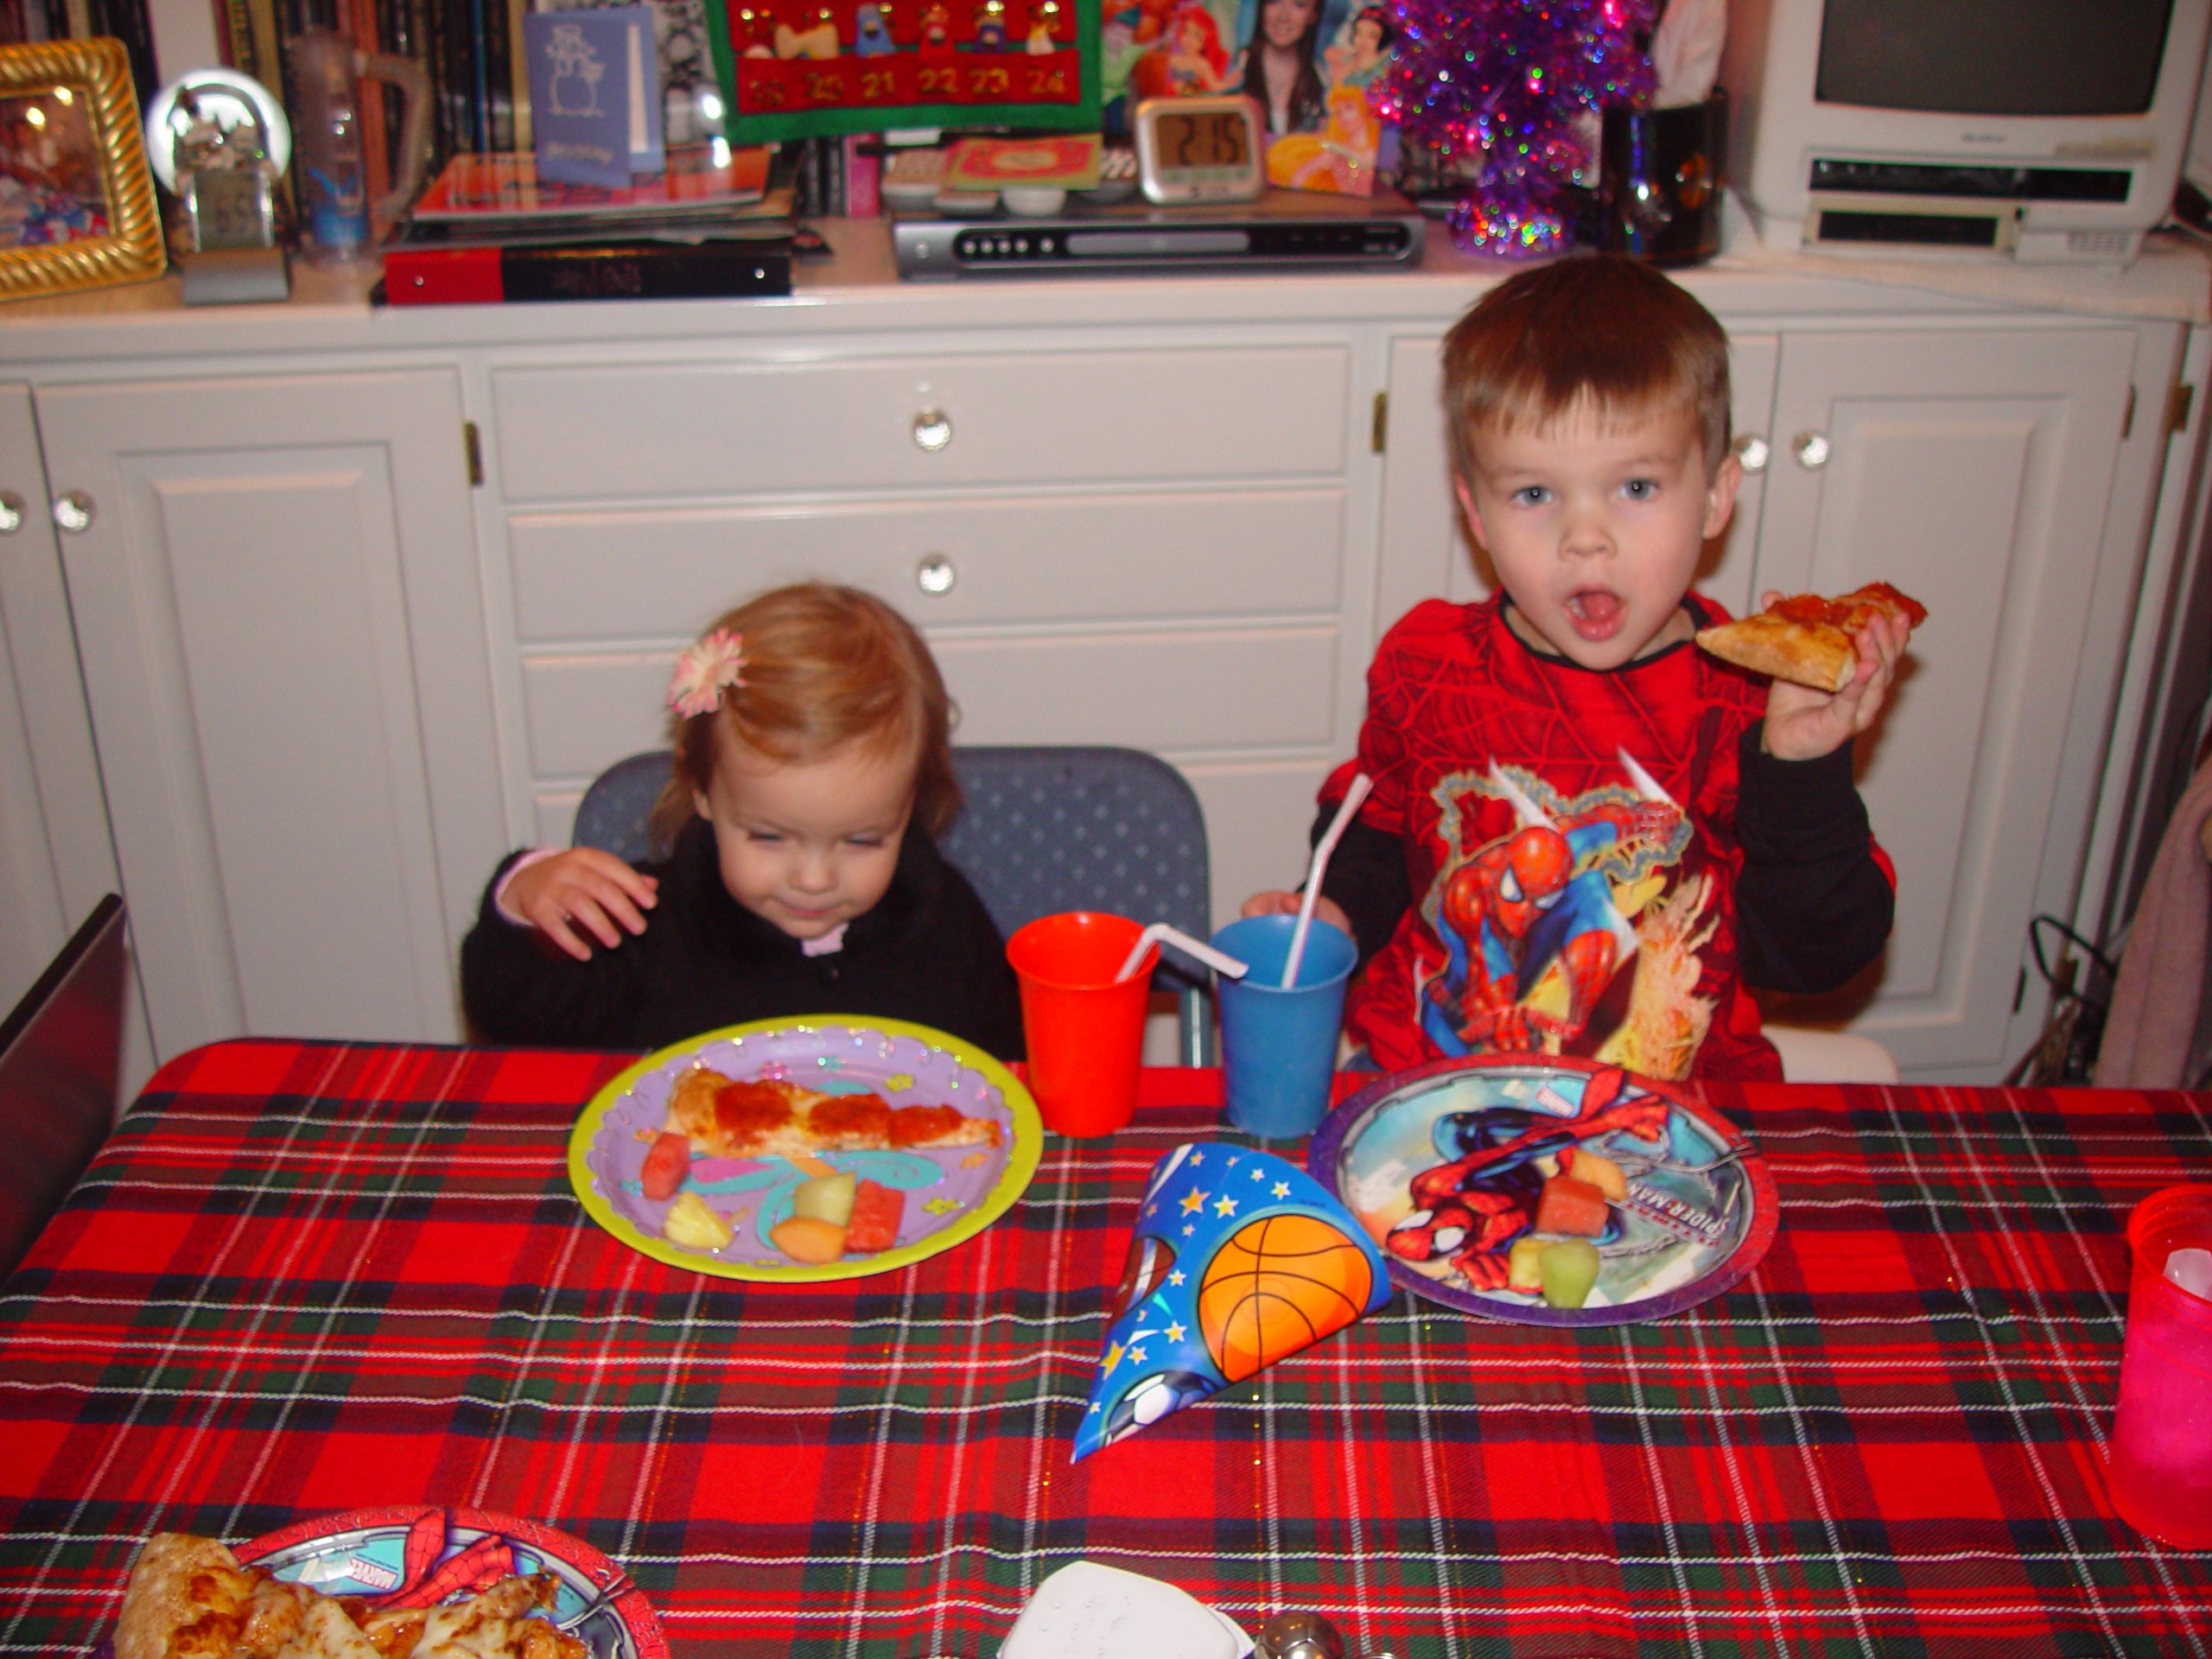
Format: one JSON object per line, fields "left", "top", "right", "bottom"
{"left": 572, "top": 745, "right": 1216, "bottom": 1063}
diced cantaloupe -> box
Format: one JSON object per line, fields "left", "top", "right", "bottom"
{"left": 770, "top": 1214, "right": 849, "bottom": 1263}
{"left": 1567, "top": 1149, "right": 1627, "bottom": 1201}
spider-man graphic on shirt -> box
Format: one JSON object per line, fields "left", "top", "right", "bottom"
{"left": 1419, "top": 756, "right": 1694, "bottom": 1061}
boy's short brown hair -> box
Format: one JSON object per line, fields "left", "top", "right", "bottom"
{"left": 652, "top": 582, "right": 961, "bottom": 849}
{"left": 1440, "top": 254, "right": 1732, "bottom": 482}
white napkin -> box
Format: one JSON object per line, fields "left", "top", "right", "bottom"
{"left": 999, "top": 1561, "right": 1253, "bottom": 1659}
{"left": 1650, "top": 0, "right": 1726, "bottom": 107}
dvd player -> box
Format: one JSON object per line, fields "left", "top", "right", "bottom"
{"left": 893, "top": 188, "right": 1426, "bottom": 278}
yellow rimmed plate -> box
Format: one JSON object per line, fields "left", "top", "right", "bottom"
{"left": 567, "top": 1015, "right": 1041, "bottom": 1281}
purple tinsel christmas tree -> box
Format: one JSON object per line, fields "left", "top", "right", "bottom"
{"left": 1382, "top": 0, "right": 1656, "bottom": 256}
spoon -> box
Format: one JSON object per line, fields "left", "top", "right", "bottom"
{"left": 1254, "top": 1611, "right": 1350, "bottom": 1659}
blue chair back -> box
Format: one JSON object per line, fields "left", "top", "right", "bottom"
{"left": 572, "top": 745, "right": 1215, "bottom": 1062}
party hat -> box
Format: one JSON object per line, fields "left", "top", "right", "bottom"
{"left": 1072, "top": 1143, "right": 1390, "bottom": 1460}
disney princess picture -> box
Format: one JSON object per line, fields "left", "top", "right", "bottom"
{"left": 0, "top": 87, "right": 111, "bottom": 248}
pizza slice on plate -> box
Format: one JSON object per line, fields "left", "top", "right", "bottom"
{"left": 1694, "top": 581, "right": 1928, "bottom": 691}
{"left": 664, "top": 1066, "right": 1001, "bottom": 1161}
{"left": 113, "top": 1533, "right": 582, "bottom": 1659}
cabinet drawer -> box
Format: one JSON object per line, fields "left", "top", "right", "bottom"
{"left": 507, "top": 488, "right": 1346, "bottom": 641}
{"left": 490, "top": 346, "right": 1351, "bottom": 502}
{"left": 523, "top": 626, "right": 1339, "bottom": 773}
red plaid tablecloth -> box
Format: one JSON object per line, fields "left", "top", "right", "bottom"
{"left": 1, "top": 1040, "right": 2208, "bottom": 1656}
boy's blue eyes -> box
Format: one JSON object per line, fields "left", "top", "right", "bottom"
{"left": 1510, "top": 480, "right": 1658, "bottom": 505}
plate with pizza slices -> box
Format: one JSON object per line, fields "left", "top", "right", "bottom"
{"left": 568, "top": 1015, "right": 1043, "bottom": 1282}
{"left": 1308, "top": 1054, "right": 1778, "bottom": 1326}
{"left": 105, "top": 1506, "right": 659, "bottom": 1659}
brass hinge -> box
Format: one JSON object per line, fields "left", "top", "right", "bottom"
{"left": 463, "top": 421, "right": 484, "bottom": 486}
{"left": 2169, "top": 380, "right": 2196, "bottom": 435}
{"left": 1371, "top": 390, "right": 1388, "bottom": 454}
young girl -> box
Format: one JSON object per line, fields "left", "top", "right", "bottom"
{"left": 460, "top": 583, "right": 1024, "bottom": 1058}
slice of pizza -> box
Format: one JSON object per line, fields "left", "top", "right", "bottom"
{"left": 1694, "top": 582, "right": 1928, "bottom": 691}
{"left": 664, "top": 1066, "right": 1001, "bottom": 1161}
{"left": 115, "top": 1532, "right": 587, "bottom": 1659}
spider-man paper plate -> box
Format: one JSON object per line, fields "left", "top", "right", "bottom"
{"left": 1308, "top": 1054, "right": 1777, "bottom": 1326}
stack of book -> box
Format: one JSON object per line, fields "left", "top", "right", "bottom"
{"left": 382, "top": 141, "right": 796, "bottom": 303}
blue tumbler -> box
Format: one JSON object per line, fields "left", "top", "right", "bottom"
{"left": 1212, "top": 912, "right": 1358, "bottom": 1140}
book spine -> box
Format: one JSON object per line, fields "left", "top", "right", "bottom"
{"left": 385, "top": 243, "right": 793, "bottom": 302}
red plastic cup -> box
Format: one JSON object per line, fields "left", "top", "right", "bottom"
{"left": 2107, "top": 1184, "right": 2212, "bottom": 1549}
{"left": 1007, "top": 912, "right": 1154, "bottom": 1138}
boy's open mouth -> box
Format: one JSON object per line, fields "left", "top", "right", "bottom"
{"left": 1567, "top": 588, "right": 1626, "bottom": 639}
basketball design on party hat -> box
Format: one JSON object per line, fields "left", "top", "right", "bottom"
{"left": 1199, "top": 1213, "right": 1377, "bottom": 1382}
{"left": 1073, "top": 1144, "right": 1390, "bottom": 1460}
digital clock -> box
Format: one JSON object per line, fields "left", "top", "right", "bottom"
{"left": 1132, "top": 95, "right": 1268, "bottom": 207}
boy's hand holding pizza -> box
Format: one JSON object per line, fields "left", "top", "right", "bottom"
{"left": 1695, "top": 582, "right": 1925, "bottom": 762}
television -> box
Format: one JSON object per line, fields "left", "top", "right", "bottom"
{"left": 1722, "top": 0, "right": 2212, "bottom": 262}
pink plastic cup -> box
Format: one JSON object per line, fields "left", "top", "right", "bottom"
{"left": 1006, "top": 912, "right": 1155, "bottom": 1138}
{"left": 2107, "top": 1184, "right": 2212, "bottom": 1549}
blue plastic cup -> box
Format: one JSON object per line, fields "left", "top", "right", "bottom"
{"left": 1212, "top": 912, "right": 1358, "bottom": 1140}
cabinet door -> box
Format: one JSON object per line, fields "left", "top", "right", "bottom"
{"left": 1372, "top": 329, "right": 1780, "bottom": 639}
{"left": 34, "top": 372, "right": 500, "bottom": 1061}
{"left": 1755, "top": 326, "right": 2136, "bottom": 1077}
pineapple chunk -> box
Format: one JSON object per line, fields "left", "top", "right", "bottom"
{"left": 662, "top": 1191, "right": 733, "bottom": 1250}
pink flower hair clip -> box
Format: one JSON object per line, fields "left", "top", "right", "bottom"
{"left": 666, "top": 628, "right": 747, "bottom": 717}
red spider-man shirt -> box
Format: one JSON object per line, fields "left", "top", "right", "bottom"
{"left": 1314, "top": 594, "right": 1895, "bottom": 1081}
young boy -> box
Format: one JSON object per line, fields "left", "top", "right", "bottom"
{"left": 1243, "top": 255, "right": 1907, "bottom": 1080}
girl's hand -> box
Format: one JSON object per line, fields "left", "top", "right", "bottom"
{"left": 505, "top": 849, "right": 659, "bottom": 961}
{"left": 1759, "top": 594, "right": 1913, "bottom": 762}
{"left": 1241, "top": 888, "right": 1353, "bottom": 938}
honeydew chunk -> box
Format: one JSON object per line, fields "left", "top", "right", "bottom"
{"left": 663, "top": 1191, "right": 734, "bottom": 1249}
{"left": 1506, "top": 1236, "right": 1548, "bottom": 1293}
{"left": 791, "top": 1171, "right": 858, "bottom": 1226}
{"left": 1535, "top": 1174, "right": 1609, "bottom": 1236}
{"left": 1538, "top": 1238, "right": 1601, "bottom": 1308}
{"left": 770, "top": 1214, "right": 849, "bottom": 1263}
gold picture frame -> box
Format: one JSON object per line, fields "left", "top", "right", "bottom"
{"left": 0, "top": 38, "right": 165, "bottom": 300}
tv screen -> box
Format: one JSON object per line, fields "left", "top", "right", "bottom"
{"left": 1817, "top": 0, "right": 2177, "bottom": 117}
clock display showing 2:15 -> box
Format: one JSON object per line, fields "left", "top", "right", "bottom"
{"left": 1158, "top": 110, "right": 1248, "bottom": 169}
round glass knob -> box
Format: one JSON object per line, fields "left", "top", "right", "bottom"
{"left": 1791, "top": 430, "right": 1832, "bottom": 469}
{"left": 915, "top": 555, "right": 957, "bottom": 595}
{"left": 0, "top": 492, "right": 22, "bottom": 534}
{"left": 53, "top": 491, "right": 93, "bottom": 533}
{"left": 912, "top": 408, "right": 952, "bottom": 451}
{"left": 1732, "top": 432, "right": 1770, "bottom": 473}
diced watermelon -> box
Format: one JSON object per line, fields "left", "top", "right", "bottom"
{"left": 639, "top": 1130, "right": 692, "bottom": 1201}
{"left": 845, "top": 1179, "right": 904, "bottom": 1254}
{"left": 1535, "top": 1173, "right": 1608, "bottom": 1236}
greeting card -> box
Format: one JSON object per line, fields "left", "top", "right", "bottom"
{"left": 527, "top": 6, "right": 666, "bottom": 188}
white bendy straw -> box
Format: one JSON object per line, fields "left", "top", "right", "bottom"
{"left": 1281, "top": 772, "right": 1373, "bottom": 988}
{"left": 1116, "top": 923, "right": 1248, "bottom": 984}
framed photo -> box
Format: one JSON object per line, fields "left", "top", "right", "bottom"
{"left": 0, "top": 38, "right": 166, "bottom": 301}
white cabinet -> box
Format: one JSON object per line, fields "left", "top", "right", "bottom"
{"left": 0, "top": 385, "right": 115, "bottom": 1017}
{"left": 28, "top": 371, "right": 504, "bottom": 1062}
{"left": 1375, "top": 315, "right": 2176, "bottom": 1081}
